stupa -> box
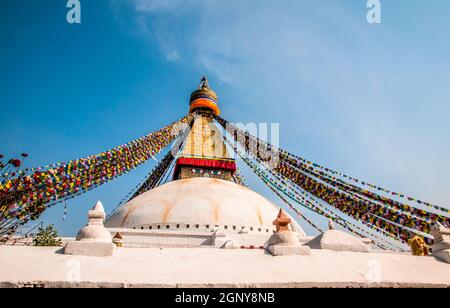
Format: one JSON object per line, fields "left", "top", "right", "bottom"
{"left": 104, "top": 77, "right": 305, "bottom": 248}
{"left": 1, "top": 77, "right": 449, "bottom": 288}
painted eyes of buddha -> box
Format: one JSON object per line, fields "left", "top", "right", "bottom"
{"left": 192, "top": 168, "right": 222, "bottom": 176}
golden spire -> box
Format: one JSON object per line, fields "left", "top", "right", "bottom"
{"left": 189, "top": 76, "right": 220, "bottom": 115}
{"left": 198, "top": 76, "right": 211, "bottom": 90}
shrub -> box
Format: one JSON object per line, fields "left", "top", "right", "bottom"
{"left": 32, "top": 224, "right": 62, "bottom": 247}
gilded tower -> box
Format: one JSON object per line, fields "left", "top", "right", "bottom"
{"left": 173, "top": 77, "right": 236, "bottom": 181}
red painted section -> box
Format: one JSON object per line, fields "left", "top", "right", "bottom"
{"left": 173, "top": 157, "right": 236, "bottom": 179}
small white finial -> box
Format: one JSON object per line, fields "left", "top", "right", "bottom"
{"left": 88, "top": 201, "right": 106, "bottom": 222}
{"left": 93, "top": 201, "right": 104, "bottom": 212}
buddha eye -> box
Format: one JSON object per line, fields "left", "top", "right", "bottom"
{"left": 192, "top": 168, "right": 203, "bottom": 174}
{"left": 211, "top": 170, "right": 222, "bottom": 175}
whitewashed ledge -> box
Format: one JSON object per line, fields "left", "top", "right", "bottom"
{"left": 0, "top": 246, "right": 449, "bottom": 288}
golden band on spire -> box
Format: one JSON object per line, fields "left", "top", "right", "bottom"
{"left": 189, "top": 76, "right": 221, "bottom": 115}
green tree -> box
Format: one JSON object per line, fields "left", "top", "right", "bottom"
{"left": 32, "top": 224, "right": 62, "bottom": 247}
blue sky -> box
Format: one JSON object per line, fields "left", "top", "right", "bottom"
{"left": 1, "top": 0, "right": 449, "bottom": 236}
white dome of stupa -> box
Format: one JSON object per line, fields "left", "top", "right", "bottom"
{"left": 105, "top": 177, "right": 305, "bottom": 235}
